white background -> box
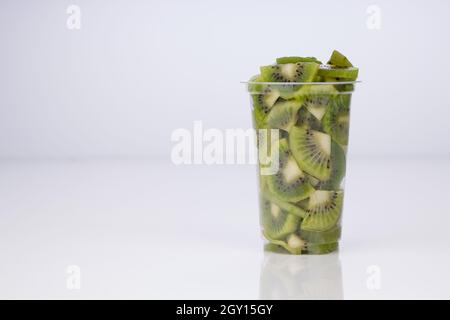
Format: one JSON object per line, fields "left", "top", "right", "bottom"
{"left": 1, "top": 0, "right": 450, "bottom": 158}
{"left": 1, "top": 0, "right": 450, "bottom": 300}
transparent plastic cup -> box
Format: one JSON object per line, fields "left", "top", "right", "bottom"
{"left": 244, "top": 81, "right": 358, "bottom": 255}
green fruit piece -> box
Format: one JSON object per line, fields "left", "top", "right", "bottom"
{"left": 297, "top": 85, "right": 338, "bottom": 121}
{"left": 301, "top": 190, "right": 343, "bottom": 232}
{"left": 304, "top": 242, "right": 338, "bottom": 254}
{"left": 260, "top": 62, "right": 319, "bottom": 83}
{"left": 324, "top": 77, "right": 355, "bottom": 93}
{"left": 296, "top": 107, "right": 323, "bottom": 131}
{"left": 264, "top": 232, "right": 338, "bottom": 255}
{"left": 266, "top": 139, "right": 315, "bottom": 203}
{"left": 276, "top": 56, "right": 322, "bottom": 65}
{"left": 289, "top": 126, "right": 332, "bottom": 181}
{"left": 247, "top": 75, "right": 264, "bottom": 93}
{"left": 264, "top": 242, "right": 291, "bottom": 254}
{"left": 261, "top": 198, "right": 300, "bottom": 240}
{"left": 314, "top": 141, "right": 346, "bottom": 190}
{"left": 300, "top": 225, "right": 341, "bottom": 244}
{"left": 263, "top": 191, "right": 307, "bottom": 218}
{"left": 267, "top": 100, "right": 302, "bottom": 132}
{"left": 263, "top": 233, "right": 305, "bottom": 255}
{"left": 251, "top": 86, "right": 281, "bottom": 128}
{"left": 322, "top": 95, "right": 351, "bottom": 146}
{"left": 327, "top": 50, "right": 353, "bottom": 68}
{"left": 314, "top": 75, "right": 324, "bottom": 82}
{"left": 317, "top": 65, "right": 359, "bottom": 81}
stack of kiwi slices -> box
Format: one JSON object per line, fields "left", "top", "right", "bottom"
{"left": 249, "top": 50, "right": 358, "bottom": 255}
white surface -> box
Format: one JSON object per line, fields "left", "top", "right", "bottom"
{"left": 1, "top": 156, "right": 450, "bottom": 299}
{"left": 1, "top": 0, "right": 450, "bottom": 158}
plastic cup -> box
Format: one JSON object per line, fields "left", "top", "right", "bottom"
{"left": 244, "top": 81, "right": 358, "bottom": 255}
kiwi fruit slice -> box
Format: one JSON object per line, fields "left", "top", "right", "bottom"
{"left": 263, "top": 191, "right": 307, "bottom": 218}
{"left": 314, "top": 141, "right": 346, "bottom": 190}
{"left": 263, "top": 233, "right": 305, "bottom": 255}
{"left": 322, "top": 95, "right": 351, "bottom": 146}
{"left": 261, "top": 197, "right": 300, "bottom": 240}
{"left": 301, "top": 190, "right": 343, "bottom": 232}
{"left": 289, "top": 126, "right": 332, "bottom": 181}
{"left": 296, "top": 106, "right": 323, "bottom": 131}
{"left": 263, "top": 232, "right": 338, "bottom": 255}
{"left": 276, "top": 56, "right": 322, "bottom": 65}
{"left": 267, "top": 100, "right": 302, "bottom": 132}
{"left": 317, "top": 65, "right": 359, "bottom": 81}
{"left": 296, "top": 85, "right": 338, "bottom": 121}
{"left": 266, "top": 139, "right": 315, "bottom": 203}
{"left": 260, "top": 62, "right": 319, "bottom": 83}
{"left": 300, "top": 225, "right": 341, "bottom": 244}
{"left": 247, "top": 75, "right": 264, "bottom": 93}
{"left": 251, "top": 86, "right": 281, "bottom": 128}
{"left": 327, "top": 50, "right": 353, "bottom": 68}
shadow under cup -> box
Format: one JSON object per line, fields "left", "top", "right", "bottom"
{"left": 245, "top": 81, "right": 358, "bottom": 255}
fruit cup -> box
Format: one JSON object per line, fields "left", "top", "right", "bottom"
{"left": 245, "top": 52, "right": 359, "bottom": 254}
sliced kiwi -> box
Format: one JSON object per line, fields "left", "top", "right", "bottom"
{"left": 289, "top": 126, "right": 332, "bottom": 181}
{"left": 296, "top": 107, "right": 323, "bottom": 131}
{"left": 266, "top": 139, "right": 315, "bottom": 203}
{"left": 263, "top": 233, "right": 305, "bottom": 255}
{"left": 301, "top": 190, "right": 343, "bottom": 232}
{"left": 314, "top": 141, "right": 346, "bottom": 190}
{"left": 263, "top": 191, "right": 307, "bottom": 218}
{"left": 260, "top": 62, "right": 319, "bottom": 83}
{"left": 261, "top": 197, "right": 300, "bottom": 240}
{"left": 317, "top": 65, "right": 359, "bottom": 81}
{"left": 263, "top": 232, "right": 338, "bottom": 255}
{"left": 300, "top": 225, "right": 341, "bottom": 244}
{"left": 324, "top": 77, "right": 355, "bottom": 93}
{"left": 322, "top": 95, "right": 351, "bottom": 146}
{"left": 267, "top": 100, "right": 302, "bottom": 132}
{"left": 247, "top": 75, "right": 264, "bottom": 93}
{"left": 296, "top": 85, "right": 338, "bottom": 121}
{"left": 327, "top": 50, "right": 353, "bottom": 68}
{"left": 276, "top": 56, "right": 322, "bottom": 65}
{"left": 251, "top": 86, "right": 281, "bottom": 128}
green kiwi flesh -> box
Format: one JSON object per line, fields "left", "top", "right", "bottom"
{"left": 296, "top": 107, "right": 323, "bottom": 131}
{"left": 327, "top": 50, "right": 353, "bottom": 68}
{"left": 300, "top": 225, "right": 341, "bottom": 244}
{"left": 289, "top": 126, "right": 332, "bottom": 181}
{"left": 314, "top": 141, "right": 346, "bottom": 190}
{"left": 267, "top": 100, "right": 302, "bottom": 132}
{"left": 266, "top": 139, "right": 315, "bottom": 203}
{"left": 251, "top": 87, "right": 280, "bottom": 128}
{"left": 301, "top": 190, "right": 343, "bottom": 232}
{"left": 261, "top": 197, "right": 300, "bottom": 240}
{"left": 260, "top": 62, "right": 319, "bottom": 83}
{"left": 322, "top": 95, "right": 351, "bottom": 146}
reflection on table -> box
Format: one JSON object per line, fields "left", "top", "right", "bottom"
{"left": 259, "top": 251, "right": 343, "bottom": 300}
